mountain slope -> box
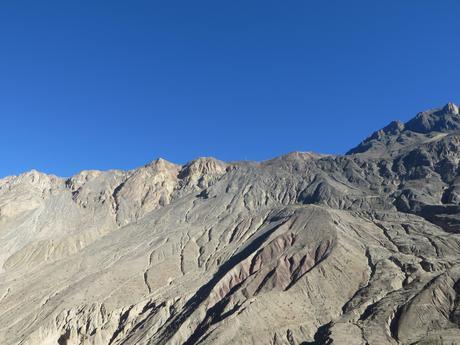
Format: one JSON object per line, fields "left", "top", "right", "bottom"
{"left": 2, "top": 104, "right": 460, "bottom": 344}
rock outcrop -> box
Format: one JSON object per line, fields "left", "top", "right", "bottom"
{"left": 2, "top": 103, "right": 460, "bottom": 344}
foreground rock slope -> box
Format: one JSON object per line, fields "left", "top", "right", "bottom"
{"left": 2, "top": 104, "right": 460, "bottom": 344}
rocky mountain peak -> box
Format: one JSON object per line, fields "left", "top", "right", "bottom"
{"left": 67, "top": 170, "right": 103, "bottom": 190}
{"left": 368, "top": 120, "right": 406, "bottom": 141}
{"left": 442, "top": 102, "right": 459, "bottom": 115}
{"left": 5, "top": 169, "right": 63, "bottom": 192}
{"left": 385, "top": 119, "right": 405, "bottom": 132}
{"left": 146, "top": 158, "right": 180, "bottom": 171}
{"left": 348, "top": 103, "right": 460, "bottom": 156}
{"left": 405, "top": 103, "right": 460, "bottom": 134}
{"left": 179, "top": 157, "right": 227, "bottom": 179}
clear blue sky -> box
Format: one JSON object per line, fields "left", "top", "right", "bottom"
{"left": 1, "top": 1, "right": 459, "bottom": 177}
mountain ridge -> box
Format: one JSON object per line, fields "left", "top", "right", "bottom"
{"left": 2, "top": 103, "right": 460, "bottom": 344}
{"left": 3, "top": 103, "right": 458, "bottom": 182}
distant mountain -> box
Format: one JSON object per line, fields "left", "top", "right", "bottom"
{"left": 2, "top": 104, "right": 460, "bottom": 344}
{"left": 347, "top": 102, "right": 460, "bottom": 156}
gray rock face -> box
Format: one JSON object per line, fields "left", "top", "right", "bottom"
{"left": 2, "top": 104, "right": 460, "bottom": 344}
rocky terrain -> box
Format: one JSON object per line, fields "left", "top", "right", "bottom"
{"left": 2, "top": 103, "right": 460, "bottom": 344}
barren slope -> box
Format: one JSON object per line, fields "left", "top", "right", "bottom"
{"left": 2, "top": 104, "right": 460, "bottom": 344}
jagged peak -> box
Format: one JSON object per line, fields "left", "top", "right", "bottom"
{"left": 68, "top": 170, "right": 103, "bottom": 185}
{"left": 279, "top": 151, "right": 325, "bottom": 160}
{"left": 0, "top": 169, "right": 63, "bottom": 191}
{"left": 179, "top": 157, "right": 227, "bottom": 179}
{"left": 17, "top": 169, "right": 61, "bottom": 183}
{"left": 385, "top": 120, "right": 405, "bottom": 132}
{"left": 368, "top": 120, "right": 405, "bottom": 141}
{"left": 442, "top": 102, "right": 459, "bottom": 115}
{"left": 66, "top": 170, "right": 115, "bottom": 191}
{"left": 263, "top": 151, "right": 328, "bottom": 165}
{"left": 145, "top": 158, "right": 180, "bottom": 171}
{"left": 404, "top": 103, "right": 460, "bottom": 134}
{"left": 347, "top": 103, "right": 460, "bottom": 155}
{"left": 346, "top": 119, "right": 406, "bottom": 155}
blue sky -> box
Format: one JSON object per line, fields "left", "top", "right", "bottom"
{"left": 1, "top": 1, "right": 459, "bottom": 177}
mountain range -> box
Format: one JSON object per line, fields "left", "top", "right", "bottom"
{"left": 2, "top": 103, "right": 460, "bottom": 344}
